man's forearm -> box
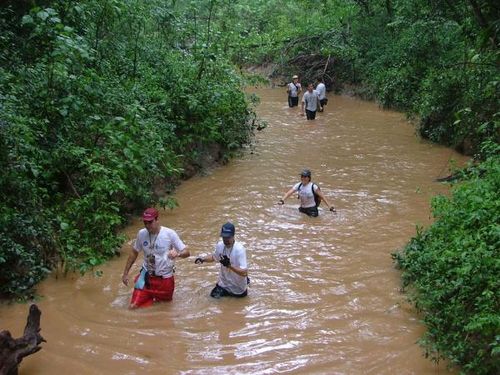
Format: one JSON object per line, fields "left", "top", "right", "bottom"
{"left": 228, "top": 265, "right": 248, "bottom": 277}
{"left": 123, "top": 252, "right": 138, "bottom": 276}
{"left": 177, "top": 248, "right": 190, "bottom": 258}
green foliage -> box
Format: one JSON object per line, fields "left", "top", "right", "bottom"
{"left": 224, "top": 0, "right": 498, "bottom": 157}
{"left": 349, "top": 1, "right": 499, "bottom": 156}
{"left": 0, "top": 0, "right": 256, "bottom": 298}
{"left": 394, "top": 156, "right": 500, "bottom": 374}
{"left": 1, "top": 4, "right": 498, "bottom": 375}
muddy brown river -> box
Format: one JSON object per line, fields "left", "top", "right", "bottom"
{"left": 1, "top": 87, "right": 468, "bottom": 374}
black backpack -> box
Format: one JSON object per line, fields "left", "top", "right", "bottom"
{"left": 297, "top": 182, "right": 321, "bottom": 207}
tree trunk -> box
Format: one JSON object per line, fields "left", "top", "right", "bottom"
{"left": 467, "top": 0, "right": 498, "bottom": 47}
{"left": 385, "top": 0, "right": 393, "bottom": 17}
{"left": 0, "top": 304, "right": 45, "bottom": 375}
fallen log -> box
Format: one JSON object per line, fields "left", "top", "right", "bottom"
{"left": 0, "top": 304, "right": 45, "bottom": 375}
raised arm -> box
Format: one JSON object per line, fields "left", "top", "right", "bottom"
{"left": 168, "top": 232, "right": 190, "bottom": 259}
{"left": 194, "top": 253, "right": 215, "bottom": 264}
{"left": 169, "top": 246, "right": 190, "bottom": 259}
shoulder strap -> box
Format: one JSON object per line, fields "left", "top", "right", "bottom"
{"left": 312, "top": 183, "right": 321, "bottom": 206}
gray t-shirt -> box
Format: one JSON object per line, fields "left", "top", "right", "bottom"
{"left": 302, "top": 91, "right": 320, "bottom": 111}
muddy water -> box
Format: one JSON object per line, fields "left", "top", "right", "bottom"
{"left": 1, "top": 87, "right": 468, "bottom": 374}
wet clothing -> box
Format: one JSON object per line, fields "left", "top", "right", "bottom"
{"left": 287, "top": 82, "right": 301, "bottom": 107}
{"left": 316, "top": 83, "right": 328, "bottom": 110}
{"left": 134, "top": 226, "right": 186, "bottom": 278}
{"left": 299, "top": 206, "right": 319, "bottom": 217}
{"left": 316, "top": 83, "right": 326, "bottom": 100}
{"left": 302, "top": 91, "right": 320, "bottom": 120}
{"left": 293, "top": 182, "right": 317, "bottom": 208}
{"left": 212, "top": 241, "right": 248, "bottom": 297}
{"left": 131, "top": 273, "right": 175, "bottom": 307}
{"left": 289, "top": 96, "right": 299, "bottom": 107}
{"left": 210, "top": 284, "right": 247, "bottom": 298}
{"left": 305, "top": 109, "right": 317, "bottom": 120}
{"left": 130, "top": 226, "right": 186, "bottom": 307}
{"left": 293, "top": 182, "right": 319, "bottom": 217}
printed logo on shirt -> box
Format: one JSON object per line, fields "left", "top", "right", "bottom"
{"left": 143, "top": 240, "right": 149, "bottom": 247}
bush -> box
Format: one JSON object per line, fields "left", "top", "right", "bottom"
{"left": 0, "top": 1, "right": 256, "bottom": 298}
{"left": 394, "top": 156, "right": 500, "bottom": 374}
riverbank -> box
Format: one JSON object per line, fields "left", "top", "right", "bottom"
{"left": 0, "top": 86, "right": 465, "bottom": 374}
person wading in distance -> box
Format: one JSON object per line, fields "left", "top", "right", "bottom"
{"left": 287, "top": 74, "right": 302, "bottom": 108}
{"left": 301, "top": 83, "right": 322, "bottom": 120}
{"left": 315, "top": 77, "right": 328, "bottom": 112}
{"left": 278, "top": 169, "right": 336, "bottom": 217}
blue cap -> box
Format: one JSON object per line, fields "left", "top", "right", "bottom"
{"left": 220, "top": 222, "right": 235, "bottom": 238}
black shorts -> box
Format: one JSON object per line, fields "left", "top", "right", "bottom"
{"left": 288, "top": 96, "right": 299, "bottom": 107}
{"left": 210, "top": 284, "right": 248, "bottom": 299}
{"left": 299, "top": 206, "right": 319, "bottom": 217}
{"left": 320, "top": 98, "right": 328, "bottom": 107}
{"left": 305, "top": 109, "right": 317, "bottom": 120}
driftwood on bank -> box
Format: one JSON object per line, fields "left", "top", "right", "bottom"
{"left": 0, "top": 304, "right": 45, "bottom": 375}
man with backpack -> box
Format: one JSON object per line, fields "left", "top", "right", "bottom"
{"left": 286, "top": 75, "right": 302, "bottom": 107}
{"left": 278, "top": 169, "right": 336, "bottom": 217}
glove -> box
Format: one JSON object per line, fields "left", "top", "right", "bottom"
{"left": 219, "top": 255, "right": 231, "bottom": 267}
{"left": 194, "top": 257, "right": 204, "bottom": 264}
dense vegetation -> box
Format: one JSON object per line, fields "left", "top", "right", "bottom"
{"left": 1, "top": 1, "right": 498, "bottom": 373}
{"left": 394, "top": 156, "right": 499, "bottom": 375}
{"left": 0, "top": 0, "right": 259, "bottom": 299}
{"left": 211, "top": 0, "right": 499, "bottom": 158}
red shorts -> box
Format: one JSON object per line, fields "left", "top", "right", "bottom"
{"left": 130, "top": 273, "right": 175, "bottom": 308}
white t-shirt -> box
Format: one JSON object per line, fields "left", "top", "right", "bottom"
{"left": 134, "top": 226, "right": 186, "bottom": 278}
{"left": 293, "top": 182, "right": 317, "bottom": 208}
{"left": 288, "top": 82, "right": 301, "bottom": 97}
{"left": 302, "top": 91, "right": 320, "bottom": 111}
{"left": 316, "top": 82, "right": 326, "bottom": 100}
{"left": 213, "top": 241, "right": 247, "bottom": 294}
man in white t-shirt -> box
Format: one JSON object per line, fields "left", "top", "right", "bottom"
{"left": 315, "top": 77, "right": 327, "bottom": 112}
{"left": 195, "top": 222, "right": 249, "bottom": 298}
{"left": 286, "top": 75, "right": 302, "bottom": 107}
{"left": 121, "top": 207, "right": 190, "bottom": 308}
{"left": 301, "top": 83, "right": 322, "bottom": 120}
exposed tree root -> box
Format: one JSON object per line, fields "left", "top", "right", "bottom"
{"left": 0, "top": 304, "right": 45, "bottom": 375}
